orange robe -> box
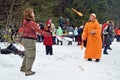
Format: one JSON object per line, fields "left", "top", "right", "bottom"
{"left": 82, "top": 20, "right": 102, "bottom": 59}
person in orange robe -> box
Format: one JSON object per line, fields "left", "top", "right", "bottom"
{"left": 82, "top": 13, "right": 102, "bottom": 62}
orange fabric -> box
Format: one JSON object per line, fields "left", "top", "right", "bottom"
{"left": 82, "top": 20, "right": 102, "bottom": 59}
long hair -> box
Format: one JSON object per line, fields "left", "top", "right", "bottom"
{"left": 23, "top": 8, "right": 35, "bottom": 21}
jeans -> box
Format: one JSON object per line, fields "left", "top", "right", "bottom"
{"left": 103, "top": 45, "right": 109, "bottom": 54}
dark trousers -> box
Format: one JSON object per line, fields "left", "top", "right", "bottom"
{"left": 74, "top": 35, "right": 78, "bottom": 42}
{"left": 57, "top": 39, "right": 63, "bottom": 45}
{"left": 45, "top": 46, "right": 53, "bottom": 55}
{"left": 103, "top": 45, "right": 109, "bottom": 54}
{"left": 68, "top": 41, "right": 72, "bottom": 45}
{"left": 37, "top": 35, "right": 44, "bottom": 42}
{"left": 37, "top": 35, "right": 41, "bottom": 42}
{"left": 116, "top": 35, "right": 120, "bottom": 42}
{"left": 68, "top": 36, "right": 73, "bottom": 45}
{"left": 52, "top": 36, "right": 56, "bottom": 44}
{"left": 77, "top": 36, "right": 82, "bottom": 45}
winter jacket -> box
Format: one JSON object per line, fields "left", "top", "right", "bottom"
{"left": 43, "top": 30, "right": 53, "bottom": 46}
{"left": 115, "top": 28, "right": 120, "bottom": 35}
{"left": 66, "top": 26, "right": 74, "bottom": 37}
{"left": 22, "top": 19, "right": 48, "bottom": 39}
{"left": 74, "top": 29, "right": 78, "bottom": 36}
{"left": 103, "top": 25, "right": 113, "bottom": 45}
{"left": 56, "top": 27, "right": 63, "bottom": 36}
{"left": 78, "top": 27, "right": 83, "bottom": 36}
{"left": 102, "top": 23, "right": 108, "bottom": 33}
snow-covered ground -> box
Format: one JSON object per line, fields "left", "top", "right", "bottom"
{"left": 0, "top": 39, "right": 120, "bottom": 80}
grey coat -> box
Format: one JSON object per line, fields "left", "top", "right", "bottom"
{"left": 103, "top": 24, "right": 113, "bottom": 45}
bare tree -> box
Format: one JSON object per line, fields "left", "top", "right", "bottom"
{"left": 0, "top": 0, "right": 30, "bottom": 27}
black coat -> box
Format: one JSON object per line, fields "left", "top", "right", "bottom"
{"left": 103, "top": 25, "right": 113, "bottom": 45}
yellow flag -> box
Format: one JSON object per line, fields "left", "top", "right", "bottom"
{"left": 71, "top": 8, "right": 83, "bottom": 16}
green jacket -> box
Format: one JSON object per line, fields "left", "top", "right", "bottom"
{"left": 56, "top": 27, "right": 63, "bottom": 36}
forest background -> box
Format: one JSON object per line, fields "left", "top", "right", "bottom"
{"left": 0, "top": 0, "right": 120, "bottom": 28}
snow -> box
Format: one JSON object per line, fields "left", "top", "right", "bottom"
{"left": 0, "top": 40, "right": 120, "bottom": 80}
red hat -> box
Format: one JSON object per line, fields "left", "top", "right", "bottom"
{"left": 46, "top": 21, "right": 51, "bottom": 26}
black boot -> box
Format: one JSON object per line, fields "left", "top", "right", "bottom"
{"left": 103, "top": 52, "right": 109, "bottom": 55}
{"left": 87, "top": 58, "right": 92, "bottom": 61}
{"left": 95, "top": 59, "right": 100, "bottom": 62}
{"left": 108, "top": 47, "right": 112, "bottom": 50}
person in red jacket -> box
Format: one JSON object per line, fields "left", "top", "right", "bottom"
{"left": 43, "top": 26, "right": 53, "bottom": 55}
{"left": 20, "top": 8, "right": 50, "bottom": 76}
{"left": 115, "top": 27, "right": 120, "bottom": 42}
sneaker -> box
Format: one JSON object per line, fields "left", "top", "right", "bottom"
{"left": 95, "top": 59, "right": 100, "bottom": 62}
{"left": 87, "top": 58, "right": 92, "bottom": 61}
{"left": 25, "top": 71, "right": 35, "bottom": 76}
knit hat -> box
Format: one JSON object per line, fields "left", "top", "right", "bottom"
{"left": 90, "top": 13, "right": 96, "bottom": 18}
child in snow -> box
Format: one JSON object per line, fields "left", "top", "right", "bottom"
{"left": 43, "top": 26, "right": 53, "bottom": 55}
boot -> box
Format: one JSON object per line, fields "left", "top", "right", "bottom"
{"left": 87, "top": 58, "right": 92, "bottom": 61}
{"left": 95, "top": 59, "right": 100, "bottom": 62}
{"left": 103, "top": 52, "right": 109, "bottom": 55}
{"left": 25, "top": 71, "right": 35, "bottom": 76}
{"left": 108, "top": 47, "right": 112, "bottom": 50}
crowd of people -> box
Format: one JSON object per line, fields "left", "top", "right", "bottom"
{"left": 0, "top": 7, "right": 120, "bottom": 76}
{"left": 0, "top": 25, "right": 19, "bottom": 43}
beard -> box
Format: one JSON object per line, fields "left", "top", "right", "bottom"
{"left": 89, "top": 17, "right": 93, "bottom": 21}
{"left": 89, "top": 16, "right": 95, "bottom": 22}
